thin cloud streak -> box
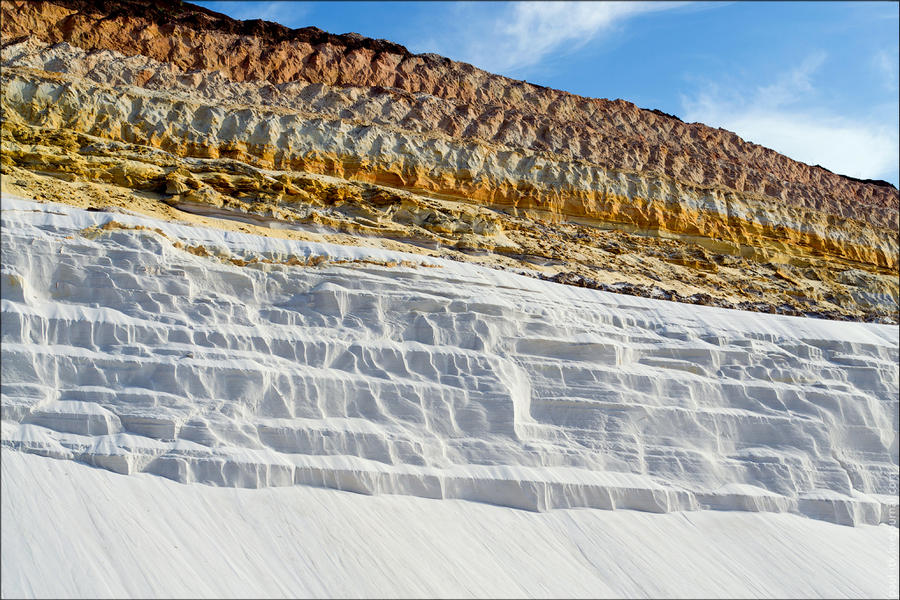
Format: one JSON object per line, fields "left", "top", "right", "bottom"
{"left": 423, "top": 1, "right": 685, "bottom": 75}
{"left": 681, "top": 54, "right": 899, "bottom": 183}
{"left": 872, "top": 49, "right": 899, "bottom": 92}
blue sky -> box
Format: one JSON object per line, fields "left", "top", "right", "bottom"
{"left": 194, "top": 1, "right": 899, "bottom": 185}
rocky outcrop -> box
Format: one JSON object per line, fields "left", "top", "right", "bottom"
{"left": 2, "top": 0, "right": 896, "bottom": 225}
{"left": 1, "top": 0, "right": 897, "bottom": 321}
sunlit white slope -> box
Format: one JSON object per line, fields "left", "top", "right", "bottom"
{"left": 1, "top": 195, "right": 897, "bottom": 526}
{"left": 2, "top": 449, "right": 897, "bottom": 599}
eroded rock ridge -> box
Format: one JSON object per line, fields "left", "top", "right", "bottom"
{"left": 1, "top": 0, "right": 897, "bottom": 321}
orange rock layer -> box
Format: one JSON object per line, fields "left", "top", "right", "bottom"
{"left": 2, "top": 65, "right": 893, "bottom": 273}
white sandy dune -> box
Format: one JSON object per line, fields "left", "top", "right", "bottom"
{"left": 1, "top": 195, "right": 898, "bottom": 598}
{"left": 3, "top": 449, "right": 898, "bottom": 599}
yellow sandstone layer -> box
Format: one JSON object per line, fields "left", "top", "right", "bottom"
{"left": 1, "top": 65, "right": 894, "bottom": 272}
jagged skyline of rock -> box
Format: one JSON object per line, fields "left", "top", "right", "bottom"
{"left": 192, "top": 0, "right": 900, "bottom": 187}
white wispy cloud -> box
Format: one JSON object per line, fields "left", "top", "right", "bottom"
{"left": 421, "top": 1, "right": 684, "bottom": 75}
{"left": 872, "top": 49, "right": 899, "bottom": 91}
{"left": 681, "top": 53, "right": 900, "bottom": 182}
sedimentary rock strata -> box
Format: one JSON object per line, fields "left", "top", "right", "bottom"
{"left": 2, "top": 6, "right": 899, "bottom": 595}
{"left": 0, "top": 0, "right": 897, "bottom": 321}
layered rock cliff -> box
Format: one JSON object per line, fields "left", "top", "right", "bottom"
{"left": 1, "top": 0, "right": 898, "bottom": 321}
{"left": 2, "top": 4, "right": 899, "bottom": 596}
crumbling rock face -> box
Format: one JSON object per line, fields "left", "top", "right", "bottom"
{"left": 3, "top": 0, "right": 896, "bottom": 227}
{"left": 1, "top": 0, "right": 897, "bottom": 321}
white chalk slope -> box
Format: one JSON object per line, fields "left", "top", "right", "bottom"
{"left": 2, "top": 195, "right": 898, "bottom": 598}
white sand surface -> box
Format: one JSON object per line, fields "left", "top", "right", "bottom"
{"left": 2, "top": 449, "right": 898, "bottom": 599}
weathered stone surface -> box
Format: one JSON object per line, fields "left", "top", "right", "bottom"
{"left": 2, "top": 0, "right": 896, "bottom": 228}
